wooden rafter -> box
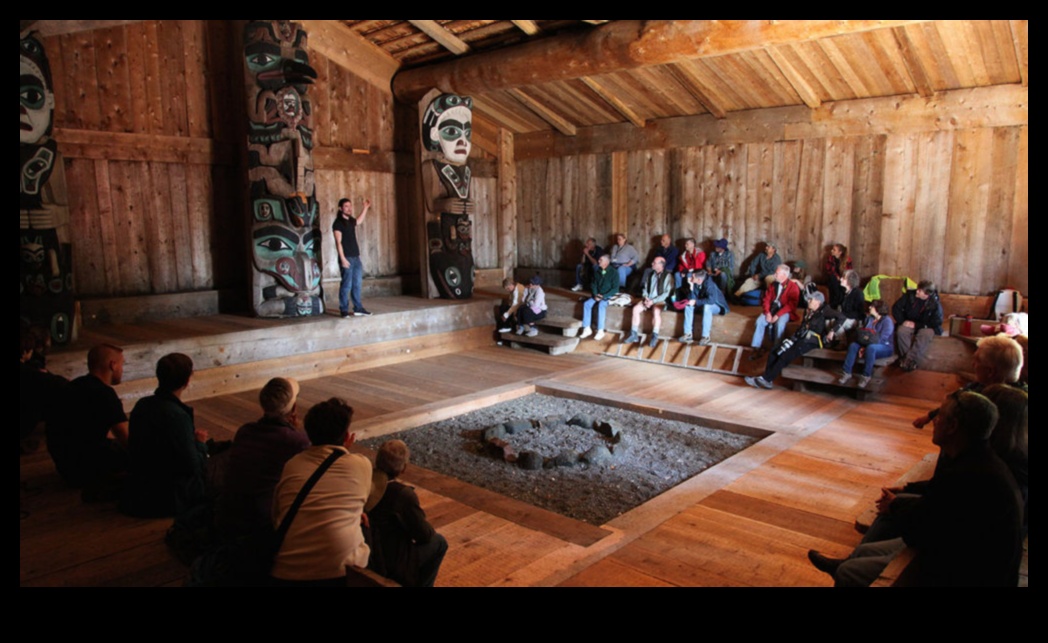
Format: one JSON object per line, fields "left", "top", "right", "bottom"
{"left": 511, "top": 20, "right": 539, "bottom": 36}
{"left": 508, "top": 88, "right": 577, "bottom": 136}
{"left": 408, "top": 20, "right": 470, "bottom": 55}
{"left": 300, "top": 19, "right": 400, "bottom": 93}
{"left": 664, "top": 63, "right": 727, "bottom": 119}
{"left": 579, "top": 76, "right": 646, "bottom": 128}
{"left": 26, "top": 20, "right": 143, "bottom": 37}
{"left": 764, "top": 45, "right": 822, "bottom": 108}
{"left": 891, "top": 26, "right": 934, "bottom": 97}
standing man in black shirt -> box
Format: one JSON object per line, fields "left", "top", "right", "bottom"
{"left": 332, "top": 197, "right": 373, "bottom": 317}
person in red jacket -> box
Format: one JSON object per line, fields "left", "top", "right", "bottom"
{"left": 747, "top": 264, "right": 800, "bottom": 361}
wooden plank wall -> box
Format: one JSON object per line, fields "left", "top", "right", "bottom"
{"left": 45, "top": 20, "right": 427, "bottom": 302}
{"left": 515, "top": 87, "right": 1028, "bottom": 297}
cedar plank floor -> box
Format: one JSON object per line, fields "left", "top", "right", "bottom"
{"left": 21, "top": 339, "right": 1026, "bottom": 587}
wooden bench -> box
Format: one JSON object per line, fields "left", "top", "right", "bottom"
{"left": 499, "top": 316, "right": 582, "bottom": 355}
{"left": 781, "top": 348, "right": 898, "bottom": 400}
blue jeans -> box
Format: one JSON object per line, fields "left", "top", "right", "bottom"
{"left": 683, "top": 303, "right": 718, "bottom": 338}
{"left": 751, "top": 314, "right": 789, "bottom": 349}
{"left": 581, "top": 297, "right": 609, "bottom": 330}
{"left": 843, "top": 342, "right": 894, "bottom": 377}
{"left": 339, "top": 256, "right": 364, "bottom": 313}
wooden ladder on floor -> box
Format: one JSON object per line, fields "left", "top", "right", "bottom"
{"left": 603, "top": 333, "right": 750, "bottom": 376}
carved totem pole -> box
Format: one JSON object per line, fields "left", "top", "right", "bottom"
{"left": 420, "top": 92, "right": 475, "bottom": 299}
{"left": 20, "top": 34, "right": 73, "bottom": 344}
{"left": 243, "top": 20, "right": 323, "bottom": 317}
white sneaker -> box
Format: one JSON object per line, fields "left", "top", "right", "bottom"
{"left": 579, "top": 327, "right": 593, "bottom": 339}
{"left": 498, "top": 327, "right": 512, "bottom": 333}
{"left": 837, "top": 372, "right": 852, "bottom": 385}
{"left": 516, "top": 325, "right": 525, "bottom": 335}
{"left": 594, "top": 330, "right": 605, "bottom": 341}
{"left": 679, "top": 333, "right": 693, "bottom": 343}
{"left": 570, "top": 284, "right": 583, "bottom": 292}
{"left": 526, "top": 326, "right": 539, "bottom": 337}
{"left": 698, "top": 336, "right": 712, "bottom": 346}
{"left": 857, "top": 375, "right": 871, "bottom": 388}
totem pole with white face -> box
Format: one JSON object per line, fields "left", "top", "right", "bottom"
{"left": 20, "top": 33, "right": 74, "bottom": 344}
{"left": 421, "top": 92, "right": 476, "bottom": 299}
{"left": 243, "top": 20, "right": 323, "bottom": 317}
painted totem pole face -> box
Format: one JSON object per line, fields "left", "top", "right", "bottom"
{"left": 19, "top": 38, "right": 53, "bottom": 145}
{"left": 244, "top": 21, "right": 322, "bottom": 317}
{"left": 424, "top": 94, "right": 473, "bottom": 165}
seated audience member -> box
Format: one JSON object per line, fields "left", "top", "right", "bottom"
{"left": 981, "top": 384, "right": 1028, "bottom": 538}
{"left": 825, "top": 269, "right": 865, "bottom": 347}
{"left": 497, "top": 277, "right": 527, "bottom": 333}
{"left": 578, "top": 254, "right": 619, "bottom": 341}
{"left": 271, "top": 398, "right": 371, "bottom": 586}
{"left": 746, "top": 291, "right": 829, "bottom": 390}
{"left": 366, "top": 440, "right": 448, "bottom": 587}
{"left": 515, "top": 275, "right": 547, "bottom": 337}
{"left": 120, "top": 353, "right": 209, "bottom": 518}
{"left": 912, "top": 334, "right": 1026, "bottom": 429}
{"left": 46, "top": 343, "right": 129, "bottom": 494}
{"left": 571, "top": 237, "right": 603, "bottom": 292}
{"left": 824, "top": 243, "right": 853, "bottom": 309}
{"left": 676, "top": 270, "right": 728, "bottom": 346}
{"left": 609, "top": 233, "right": 640, "bottom": 291}
{"left": 676, "top": 238, "right": 706, "bottom": 288}
{"left": 837, "top": 299, "right": 895, "bottom": 389}
{"left": 734, "top": 241, "right": 781, "bottom": 298}
{"left": 20, "top": 328, "right": 68, "bottom": 447}
{"left": 654, "top": 234, "right": 679, "bottom": 287}
{"left": 215, "top": 377, "right": 311, "bottom": 540}
{"left": 892, "top": 280, "right": 944, "bottom": 372}
{"left": 747, "top": 264, "right": 800, "bottom": 361}
{"left": 705, "top": 238, "right": 735, "bottom": 295}
{"left": 807, "top": 391, "right": 1023, "bottom": 587}
{"left": 624, "top": 256, "right": 673, "bottom": 347}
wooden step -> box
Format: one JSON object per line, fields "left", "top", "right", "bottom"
{"left": 803, "top": 348, "right": 897, "bottom": 367}
{"left": 781, "top": 364, "right": 885, "bottom": 400}
{"left": 500, "top": 330, "right": 580, "bottom": 356}
{"left": 538, "top": 317, "right": 584, "bottom": 337}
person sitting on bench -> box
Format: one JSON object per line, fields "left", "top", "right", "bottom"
{"left": 624, "top": 256, "right": 673, "bottom": 347}
{"left": 837, "top": 299, "right": 895, "bottom": 389}
{"left": 745, "top": 291, "right": 829, "bottom": 390}
{"left": 676, "top": 269, "right": 728, "bottom": 346}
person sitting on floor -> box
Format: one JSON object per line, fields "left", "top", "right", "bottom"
{"left": 807, "top": 391, "right": 1023, "bottom": 587}
{"left": 365, "top": 440, "right": 448, "bottom": 587}
{"left": 837, "top": 299, "right": 895, "bottom": 389}
{"left": 892, "top": 280, "right": 944, "bottom": 372}
{"left": 912, "top": 334, "right": 1026, "bottom": 429}
{"left": 747, "top": 264, "right": 800, "bottom": 362}
{"left": 271, "top": 397, "right": 372, "bottom": 586}
{"left": 624, "top": 256, "right": 673, "bottom": 347}
{"left": 734, "top": 241, "right": 781, "bottom": 299}
{"left": 705, "top": 238, "right": 735, "bottom": 295}
{"left": 120, "top": 353, "right": 209, "bottom": 518}
{"left": 746, "top": 291, "right": 829, "bottom": 390}
{"left": 676, "top": 237, "right": 706, "bottom": 289}
{"left": 579, "top": 254, "right": 620, "bottom": 341}
{"left": 676, "top": 269, "right": 729, "bottom": 346}
{"left": 497, "top": 277, "right": 527, "bottom": 333}
{"left": 570, "top": 237, "right": 603, "bottom": 292}
{"left": 515, "top": 275, "right": 547, "bottom": 337}
{"left": 609, "top": 233, "right": 640, "bottom": 292}
{"left": 215, "top": 377, "right": 311, "bottom": 541}
{"left": 981, "top": 384, "right": 1029, "bottom": 539}
{"left": 46, "top": 343, "right": 129, "bottom": 498}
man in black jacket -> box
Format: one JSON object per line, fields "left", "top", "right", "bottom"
{"left": 892, "top": 280, "right": 944, "bottom": 372}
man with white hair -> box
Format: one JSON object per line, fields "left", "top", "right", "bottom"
{"left": 216, "top": 377, "right": 311, "bottom": 539}
{"left": 624, "top": 256, "right": 673, "bottom": 347}
{"left": 747, "top": 264, "right": 800, "bottom": 361}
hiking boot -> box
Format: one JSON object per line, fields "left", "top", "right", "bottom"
{"left": 649, "top": 333, "right": 660, "bottom": 348}
{"left": 807, "top": 550, "right": 845, "bottom": 577}
{"left": 624, "top": 331, "right": 639, "bottom": 344}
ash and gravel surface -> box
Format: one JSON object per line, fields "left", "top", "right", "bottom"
{"left": 361, "top": 394, "right": 760, "bottom": 526}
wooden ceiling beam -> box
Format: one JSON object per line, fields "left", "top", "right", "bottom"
{"left": 26, "top": 20, "right": 143, "bottom": 37}
{"left": 393, "top": 19, "right": 934, "bottom": 101}
{"left": 508, "top": 88, "right": 577, "bottom": 136}
{"left": 408, "top": 20, "right": 471, "bottom": 55}
{"left": 511, "top": 20, "right": 540, "bottom": 36}
{"left": 1010, "top": 19, "right": 1028, "bottom": 86}
{"left": 764, "top": 45, "right": 822, "bottom": 108}
{"left": 580, "top": 76, "right": 646, "bottom": 127}
{"left": 300, "top": 19, "right": 400, "bottom": 95}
